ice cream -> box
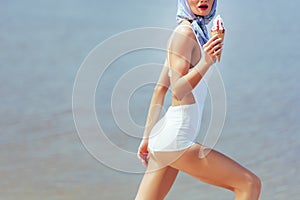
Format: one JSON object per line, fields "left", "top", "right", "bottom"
{"left": 211, "top": 15, "right": 225, "bottom": 62}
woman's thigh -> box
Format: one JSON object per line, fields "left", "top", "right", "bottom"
{"left": 135, "top": 154, "right": 179, "bottom": 200}
{"left": 169, "top": 144, "right": 258, "bottom": 192}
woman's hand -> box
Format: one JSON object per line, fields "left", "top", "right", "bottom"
{"left": 137, "top": 139, "right": 150, "bottom": 166}
{"left": 202, "top": 35, "right": 223, "bottom": 65}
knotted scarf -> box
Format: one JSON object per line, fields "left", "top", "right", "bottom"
{"left": 176, "top": 0, "right": 217, "bottom": 46}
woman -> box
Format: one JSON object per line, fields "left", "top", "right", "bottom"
{"left": 135, "top": 0, "right": 261, "bottom": 199}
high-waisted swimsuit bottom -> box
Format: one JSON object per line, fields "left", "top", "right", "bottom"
{"left": 148, "top": 103, "right": 200, "bottom": 152}
{"left": 148, "top": 68, "right": 208, "bottom": 153}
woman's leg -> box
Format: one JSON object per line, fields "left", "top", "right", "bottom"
{"left": 135, "top": 154, "right": 179, "bottom": 200}
{"left": 158, "top": 166, "right": 179, "bottom": 199}
{"left": 165, "top": 144, "right": 261, "bottom": 200}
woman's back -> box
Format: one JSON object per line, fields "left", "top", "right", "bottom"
{"left": 167, "top": 20, "right": 205, "bottom": 107}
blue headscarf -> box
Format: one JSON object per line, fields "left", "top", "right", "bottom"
{"left": 176, "top": 0, "right": 217, "bottom": 46}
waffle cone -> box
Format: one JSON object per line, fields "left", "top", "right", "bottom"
{"left": 211, "top": 30, "right": 225, "bottom": 62}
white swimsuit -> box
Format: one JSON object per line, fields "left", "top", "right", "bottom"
{"left": 148, "top": 67, "right": 208, "bottom": 152}
{"left": 148, "top": 24, "right": 210, "bottom": 152}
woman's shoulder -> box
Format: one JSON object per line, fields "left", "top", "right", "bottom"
{"left": 174, "top": 20, "right": 195, "bottom": 39}
{"left": 169, "top": 20, "right": 197, "bottom": 50}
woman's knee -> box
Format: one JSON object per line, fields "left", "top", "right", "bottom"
{"left": 240, "top": 172, "right": 262, "bottom": 194}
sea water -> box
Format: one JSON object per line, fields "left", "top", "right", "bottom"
{"left": 0, "top": 0, "right": 299, "bottom": 199}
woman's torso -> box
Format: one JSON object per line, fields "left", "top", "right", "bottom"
{"left": 171, "top": 20, "right": 202, "bottom": 107}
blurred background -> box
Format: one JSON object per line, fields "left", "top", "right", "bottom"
{"left": 1, "top": 0, "right": 299, "bottom": 199}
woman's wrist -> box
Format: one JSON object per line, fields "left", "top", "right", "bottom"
{"left": 141, "top": 135, "right": 149, "bottom": 140}
{"left": 195, "top": 58, "right": 213, "bottom": 75}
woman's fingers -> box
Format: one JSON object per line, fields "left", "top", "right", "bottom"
{"left": 208, "top": 41, "right": 222, "bottom": 54}
{"left": 138, "top": 151, "right": 149, "bottom": 166}
{"left": 137, "top": 139, "right": 150, "bottom": 166}
{"left": 203, "top": 34, "right": 219, "bottom": 48}
{"left": 142, "top": 154, "right": 149, "bottom": 166}
{"left": 213, "top": 46, "right": 223, "bottom": 57}
{"left": 203, "top": 37, "right": 223, "bottom": 63}
{"left": 203, "top": 35, "right": 220, "bottom": 49}
{"left": 206, "top": 38, "right": 222, "bottom": 52}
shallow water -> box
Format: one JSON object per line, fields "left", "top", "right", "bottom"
{"left": 1, "top": 0, "right": 299, "bottom": 199}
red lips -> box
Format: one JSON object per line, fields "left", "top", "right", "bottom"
{"left": 199, "top": 4, "right": 208, "bottom": 10}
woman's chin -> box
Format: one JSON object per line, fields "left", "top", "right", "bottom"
{"left": 193, "top": 10, "right": 211, "bottom": 17}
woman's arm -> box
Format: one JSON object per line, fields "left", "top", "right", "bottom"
{"left": 168, "top": 26, "right": 222, "bottom": 100}
{"left": 142, "top": 59, "right": 170, "bottom": 139}
{"left": 137, "top": 59, "right": 170, "bottom": 166}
